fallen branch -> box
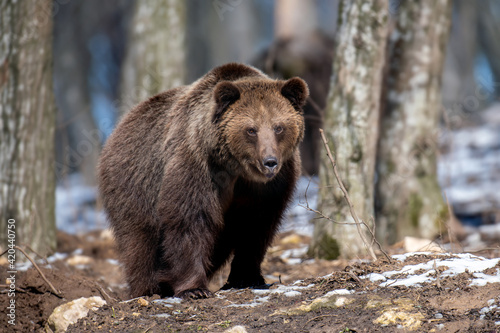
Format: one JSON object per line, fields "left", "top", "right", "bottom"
{"left": 0, "top": 284, "right": 27, "bottom": 293}
{"left": 95, "top": 282, "right": 118, "bottom": 304}
{"left": 303, "top": 314, "right": 337, "bottom": 328}
{"left": 0, "top": 246, "right": 62, "bottom": 297}
{"left": 319, "top": 129, "right": 378, "bottom": 261}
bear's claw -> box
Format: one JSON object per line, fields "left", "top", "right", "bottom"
{"left": 176, "top": 288, "right": 213, "bottom": 299}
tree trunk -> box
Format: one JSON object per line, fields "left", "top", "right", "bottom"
{"left": 0, "top": 0, "right": 56, "bottom": 257}
{"left": 309, "top": 0, "right": 388, "bottom": 259}
{"left": 120, "top": 0, "right": 186, "bottom": 112}
{"left": 375, "top": 0, "right": 452, "bottom": 245}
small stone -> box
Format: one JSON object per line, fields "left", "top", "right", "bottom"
{"left": 403, "top": 236, "right": 444, "bottom": 253}
{"left": 137, "top": 298, "right": 149, "bottom": 307}
{"left": 224, "top": 325, "right": 248, "bottom": 333}
{"left": 66, "top": 255, "right": 93, "bottom": 266}
{"left": 45, "top": 296, "right": 106, "bottom": 333}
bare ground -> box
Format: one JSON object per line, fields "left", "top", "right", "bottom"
{"left": 1, "top": 230, "right": 499, "bottom": 333}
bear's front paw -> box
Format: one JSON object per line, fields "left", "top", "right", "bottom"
{"left": 176, "top": 288, "right": 213, "bottom": 299}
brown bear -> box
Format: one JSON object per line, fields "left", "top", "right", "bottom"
{"left": 98, "top": 63, "right": 308, "bottom": 299}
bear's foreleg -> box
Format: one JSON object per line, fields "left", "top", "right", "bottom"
{"left": 221, "top": 198, "right": 285, "bottom": 290}
{"left": 155, "top": 212, "right": 221, "bottom": 299}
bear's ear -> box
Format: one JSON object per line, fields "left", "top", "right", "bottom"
{"left": 281, "top": 77, "right": 309, "bottom": 111}
{"left": 213, "top": 82, "right": 240, "bottom": 123}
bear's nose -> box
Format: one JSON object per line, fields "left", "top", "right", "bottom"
{"left": 263, "top": 156, "right": 278, "bottom": 172}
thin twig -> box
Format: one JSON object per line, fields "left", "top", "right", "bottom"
{"left": 298, "top": 203, "right": 358, "bottom": 225}
{"left": 95, "top": 282, "right": 118, "bottom": 303}
{"left": 0, "top": 284, "right": 27, "bottom": 293}
{"left": 368, "top": 215, "right": 391, "bottom": 261}
{"left": 13, "top": 246, "right": 62, "bottom": 297}
{"left": 20, "top": 243, "right": 49, "bottom": 264}
{"left": 303, "top": 314, "right": 337, "bottom": 328}
{"left": 433, "top": 260, "right": 441, "bottom": 289}
{"left": 319, "top": 129, "right": 378, "bottom": 261}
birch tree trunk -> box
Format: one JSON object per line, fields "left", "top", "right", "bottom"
{"left": 375, "top": 0, "right": 452, "bottom": 245}
{"left": 0, "top": 0, "right": 56, "bottom": 256}
{"left": 309, "top": 0, "right": 388, "bottom": 259}
{"left": 120, "top": 0, "right": 186, "bottom": 112}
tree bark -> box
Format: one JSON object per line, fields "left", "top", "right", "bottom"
{"left": 309, "top": 0, "right": 388, "bottom": 259}
{"left": 0, "top": 0, "right": 56, "bottom": 256}
{"left": 120, "top": 0, "right": 186, "bottom": 112}
{"left": 375, "top": 0, "right": 452, "bottom": 245}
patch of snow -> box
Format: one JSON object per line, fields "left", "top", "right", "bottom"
{"left": 285, "top": 258, "right": 303, "bottom": 265}
{"left": 47, "top": 252, "right": 69, "bottom": 263}
{"left": 151, "top": 313, "right": 171, "bottom": 318}
{"left": 16, "top": 252, "right": 68, "bottom": 271}
{"left": 225, "top": 296, "right": 270, "bottom": 308}
{"left": 471, "top": 270, "right": 500, "bottom": 286}
{"left": 362, "top": 253, "right": 500, "bottom": 288}
{"left": 323, "top": 289, "right": 354, "bottom": 296}
{"left": 106, "top": 259, "right": 120, "bottom": 266}
{"left": 479, "top": 298, "right": 499, "bottom": 320}
{"left": 283, "top": 291, "right": 302, "bottom": 297}
{"left": 250, "top": 284, "right": 315, "bottom": 299}
{"left": 152, "top": 297, "right": 182, "bottom": 307}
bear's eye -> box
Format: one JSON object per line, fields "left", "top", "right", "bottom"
{"left": 247, "top": 128, "right": 257, "bottom": 136}
{"left": 274, "top": 126, "right": 284, "bottom": 135}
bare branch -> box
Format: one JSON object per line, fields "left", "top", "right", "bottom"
{"left": 319, "top": 129, "right": 378, "bottom": 261}
{"left": 14, "top": 246, "right": 62, "bottom": 297}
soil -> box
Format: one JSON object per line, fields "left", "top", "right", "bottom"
{"left": 1, "top": 230, "right": 499, "bottom": 333}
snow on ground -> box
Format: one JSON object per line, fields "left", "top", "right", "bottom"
{"left": 362, "top": 252, "right": 500, "bottom": 288}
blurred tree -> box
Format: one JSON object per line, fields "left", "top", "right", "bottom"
{"left": 0, "top": 0, "right": 56, "bottom": 256}
{"left": 120, "top": 0, "right": 186, "bottom": 112}
{"left": 375, "top": 0, "right": 452, "bottom": 245}
{"left": 53, "top": 0, "right": 132, "bottom": 186}
{"left": 309, "top": 0, "right": 389, "bottom": 259}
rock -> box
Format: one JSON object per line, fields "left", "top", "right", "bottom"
{"left": 374, "top": 310, "right": 424, "bottom": 331}
{"left": 278, "top": 290, "right": 354, "bottom": 315}
{"left": 224, "top": 325, "right": 248, "bottom": 333}
{"left": 403, "top": 237, "right": 444, "bottom": 253}
{"left": 100, "top": 228, "right": 114, "bottom": 241}
{"left": 369, "top": 296, "right": 424, "bottom": 331}
{"left": 45, "top": 296, "right": 106, "bottom": 333}
{"left": 280, "top": 234, "right": 303, "bottom": 246}
{"left": 137, "top": 298, "right": 149, "bottom": 307}
{"left": 66, "top": 255, "right": 93, "bottom": 266}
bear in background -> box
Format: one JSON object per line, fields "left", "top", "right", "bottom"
{"left": 98, "top": 63, "right": 308, "bottom": 299}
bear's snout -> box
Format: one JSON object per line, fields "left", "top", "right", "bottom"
{"left": 263, "top": 156, "right": 279, "bottom": 178}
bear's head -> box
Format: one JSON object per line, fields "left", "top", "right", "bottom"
{"left": 213, "top": 77, "right": 308, "bottom": 183}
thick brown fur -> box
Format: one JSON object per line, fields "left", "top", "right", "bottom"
{"left": 98, "top": 63, "right": 308, "bottom": 299}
